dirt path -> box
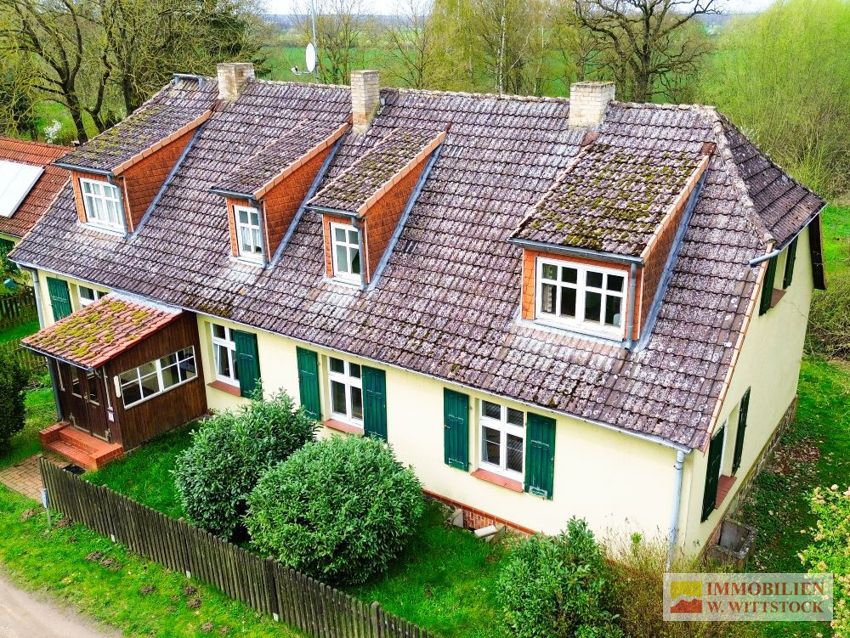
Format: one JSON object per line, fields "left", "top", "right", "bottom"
{"left": 0, "top": 571, "right": 118, "bottom": 638}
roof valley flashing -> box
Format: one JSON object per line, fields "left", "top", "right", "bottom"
{"left": 12, "top": 68, "right": 826, "bottom": 452}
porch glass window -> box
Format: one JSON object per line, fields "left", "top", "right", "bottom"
{"left": 536, "top": 257, "right": 625, "bottom": 337}
{"left": 78, "top": 286, "right": 106, "bottom": 308}
{"left": 86, "top": 371, "right": 99, "bottom": 404}
{"left": 479, "top": 400, "right": 524, "bottom": 481}
{"left": 328, "top": 356, "right": 363, "bottom": 426}
{"left": 235, "top": 205, "right": 263, "bottom": 261}
{"left": 330, "top": 223, "right": 361, "bottom": 282}
{"left": 211, "top": 323, "right": 239, "bottom": 386}
{"left": 119, "top": 347, "right": 197, "bottom": 408}
{"left": 80, "top": 178, "right": 124, "bottom": 231}
{"left": 71, "top": 369, "right": 82, "bottom": 397}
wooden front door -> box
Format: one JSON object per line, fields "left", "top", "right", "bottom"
{"left": 56, "top": 363, "right": 110, "bottom": 440}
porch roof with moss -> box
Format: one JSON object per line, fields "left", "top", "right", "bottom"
{"left": 22, "top": 297, "right": 182, "bottom": 370}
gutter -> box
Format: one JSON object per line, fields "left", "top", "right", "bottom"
{"left": 508, "top": 237, "right": 642, "bottom": 266}
{"left": 53, "top": 162, "right": 113, "bottom": 177}
{"left": 305, "top": 203, "right": 358, "bottom": 219}
{"left": 209, "top": 187, "right": 256, "bottom": 201}
{"left": 747, "top": 204, "right": 826, "bottom": 266}
{"left": 667, "top": 449, "right": 688, "bottom": 570}
{"left": 14, "top": 262, "right": 694, "bottom": 454}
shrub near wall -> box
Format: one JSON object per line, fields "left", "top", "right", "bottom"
{"left": 247, "top": 435, "right": 424, "bottom": 586}
{"left": 173, "top": 390, "right": 316, "bottom": 539}
{"left": 0, "top": 350, "right": 28, "bottom": 450}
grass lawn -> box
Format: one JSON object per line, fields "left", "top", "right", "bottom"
{"left": 0, "top": 386, "right": 55, "bottom": 471}
{"left": 0, "top": 319, "right": 40, "bottom": 345}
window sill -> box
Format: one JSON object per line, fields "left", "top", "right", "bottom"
{"left": 324, "top": 418, "right": 363, "bottom": 436}
{"left": 472, "top": 468, "right": 523, "bottom": 493}
{"left": 770, "top": 288, "right": 786, "bottom": 308}
{"left": 208, "top": 380, "right": 241, "bottom": 397}
{"left": 715, "top": 474, "right": 737, "bottom": 509}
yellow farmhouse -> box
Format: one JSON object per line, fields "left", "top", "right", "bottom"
{"left": 12, "top": 64, "right": 824, "bottom": 561}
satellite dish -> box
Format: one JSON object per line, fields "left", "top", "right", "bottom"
{"left": 305, "top": 43, "right": 317, "bottom": 73}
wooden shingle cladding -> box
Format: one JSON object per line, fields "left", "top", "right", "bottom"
{"left": 11, "top": 79, "right": 826, "bottom": 451}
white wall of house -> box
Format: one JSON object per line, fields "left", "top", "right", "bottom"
{"left": 677, "top": 225, "right": 815, "bottom": 553}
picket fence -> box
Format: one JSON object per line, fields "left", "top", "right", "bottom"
{"left": 0, "top": 288, "right": 37, "bottom": 330}
{"left": 39, "top": 459, "right": 435, "bottom": 638}
{"left": 0, "top": 341, "right": 46, "bottom": 378}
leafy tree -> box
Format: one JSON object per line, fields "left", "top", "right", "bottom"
{"left": 173, "top": 389, "right": 316, "bottom": 539}
{"left": 0, "top": 350, "right": 28, "bottom": 451}
{"left": 246, "top": 435, "right": 424, "bottom": 585}
{"left": 383, "top": 0, "right": 437, "bottom": 89}
{"left": 497, "top": 518, "right": 622, "bottom": 638}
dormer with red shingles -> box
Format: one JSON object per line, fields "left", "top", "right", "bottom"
{"left": 55, "top": 75, "right": 216, "bottom": 234}
{"left": 210, "top": 120, "right": 350, "bottom": 265}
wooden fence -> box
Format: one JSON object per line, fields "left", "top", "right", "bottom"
{"left": 0, "top": 287, "right": 37, "bottom": 330}
{"left": 40, "top": 459, "right": 435, "bottom": 638}
{"left": 0, "top": 341, "right": 46, "bottom": 378}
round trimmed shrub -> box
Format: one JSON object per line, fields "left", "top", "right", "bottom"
{"left": 246, "top": 435, "right": 424, "bottom": 585}
{"left": 497, "top": 518, "right": 623, "bottom": 638}
{"left": 0, "top": 350, "right": 27, "bottom": 450}
{"left": 174, "top": 389, "right": 316, "bottom": 538}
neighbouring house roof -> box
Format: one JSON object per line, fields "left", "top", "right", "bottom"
{"left": 309, "top": 127, "right": 446, "bottom": 215}
{"left": 0, "top": 138, "right": 70, "bottom": 239}
{"left": 10, "top": 79, "right": 825, "bottom": 450}
{"left": 511, "top": 143, "right": 707, "bottom": 257}
{"left": 22, "top": 296, "right": 182, "bottom": 369}
{"left": 55, "top": 77, "right": 217, "bottom": 174}
{"left": 211, "top": 120, "right": 350, "bottom": 199}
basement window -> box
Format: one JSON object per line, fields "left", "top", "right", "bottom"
{"left": 536, "top": 257, "right": 625, "bottom": 337}
{"left": 330, "top": 222, "right": 361, "bottom": 283}
{"left": 235, "top": 205, "right": 264, "bottom": 261}
{"left": 80, "top": 178, "right": 124, "bottom": 231}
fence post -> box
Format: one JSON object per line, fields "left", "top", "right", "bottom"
{"left": 370, "top": 600, "right": 381, "bottom": 638}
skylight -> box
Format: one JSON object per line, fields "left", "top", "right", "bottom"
{"left": 0, "top": 160, "right": 43, "bottom": 218}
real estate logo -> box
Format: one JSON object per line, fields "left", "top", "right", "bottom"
{"left": 664, "top": 573, "right": 833, "bottom": 622}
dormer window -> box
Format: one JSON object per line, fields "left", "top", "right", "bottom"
{"left": 331, "top": 222, "right": 361, "bottom": 282}
{"left": 80, "top": 178, "right": 124, "bottom": 231}
{"left": 235, "top": 205, "right": 264, "bottom": 261}
{"left": 536, "top": 257, "right": 625, "bottom": 336}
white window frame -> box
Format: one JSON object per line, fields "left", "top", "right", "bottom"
{"left": 535, "top": 257, "right": 627, "bottom": 338}
{"left": 77, "top": 285, "right": 105, "bottom": 308}
{"left": 118, "top": 346, "right": 197, "bottom": 409}
{"left": 79, "top": 177, "right": 125, "bottom": 232}
{"left": 479, "top": 400, "right": 525, "bottom": 482}
{"left": 327, "top": 356, "right": 363, "bottom": 426}
{"left": 330, "top": 222, "right": 362, "bottom": 283}
{"left": 234, "top": 205, "right": 264, "bottom": 262}
{"left": 211, "top": 323, "right": 239, "bottom": 386}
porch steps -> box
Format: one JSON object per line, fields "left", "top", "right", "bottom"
{"left": 39, "top": 422, "right": 123, "bottom": 471}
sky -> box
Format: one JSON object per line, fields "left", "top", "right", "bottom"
{"left": 264, "top": 0, "right": 775, "bottom": 15}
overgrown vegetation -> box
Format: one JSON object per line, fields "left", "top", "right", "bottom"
{"left": 0, "top": 349, "right": 28, "bottom": 451}
{"left": 497, "top": 518, "right": 622, "bottom": 638}
{"left": 173, "top": 389, "right": 316, "bottom": 539}
{"left": 247, "top": 435, "right": 424, "bottom": 586}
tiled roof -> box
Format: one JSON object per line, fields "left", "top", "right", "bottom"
{"left": 22, "top": 296, "right": 181, "bottom": 369}
{"left": 10, "top": 80, "right": 824, "bottom": 450}
{"left": 721, "top": 118, "right": 824, "bottom": 248}
{"left": 512, "top": 143, "right": 706, "bottom": 256}
{"left": 212, "top": 120, "right": 349, "bottom": 198}
{"left": 56, "top": 77, "right": 217, "bottom": 173}
{"left": 310, "top": 127, "right": 445, "bottom": 214}
{"left": 0, "top": 138, "right": 70, "bottom": 239}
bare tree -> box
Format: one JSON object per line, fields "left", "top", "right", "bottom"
{"left": 574, "top": 0, "right": 718, "bottom": 102}
{"left": 299, "top": 0, "right": 364, "bottom": 85}
{"left": 384, "top": 0, "right": 435, "bottom": 88}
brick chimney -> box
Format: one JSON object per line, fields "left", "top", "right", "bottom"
{"left": 568, "top": 81, "right": 615, "bottom": 128}
{"left": 217, "top": 62, "right": 255, "bottom": 101}
{"left": 351, "top": 70, "right": 380, "bottom": 134}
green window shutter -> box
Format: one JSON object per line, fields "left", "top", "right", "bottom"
{"left": 758, "top": 256, "right": 778, "bottom": 316}
{"left": 232, "top": 330, "right": 260, "bottom": 398}
{"left": 296, "top": 347, "right": 321, "bottom": 419}
{"left": 731, "top": 388, "right": 751, "bottom": 474}
{"left": 443, "top": 389, "right": 469, "bottom": 471}
{"left": 701, "top": 425, "right": 725, "bottom": 522}
{"left": 46, "top": 277, "right": 72, "bottom": 320}
{"left": 525, "top": 412, "right": 556, "bottom": 500}
{"left": 363, "top": 366, "right": 387, "bottom": 441}
{"left": 783, "top": 238, "right": 798, "bottom": 289}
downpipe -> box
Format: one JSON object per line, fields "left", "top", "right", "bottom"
{"left": 666, "top": 449, "right": 687, "bottom": 570}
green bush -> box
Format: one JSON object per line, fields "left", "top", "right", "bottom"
{"left": 800, "top": 485, "right": 850, "bottom": 637}
{"left": 246, "top": 435, "right": 424, "bottom": 586}
{"left": 173, "top": 389, "right": 316, "bottom": 539}
{"left": 0, "top": 350, "right": 28, "bottom": 450}
{"left": 497, "top": 518, "right": 622, "bottom": 638}
{"left": 807, "top": 274, "right": 850, "bottom": 359}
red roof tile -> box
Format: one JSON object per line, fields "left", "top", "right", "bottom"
{"left": 22, "top": 297, "right": 182, "bottom": 369}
